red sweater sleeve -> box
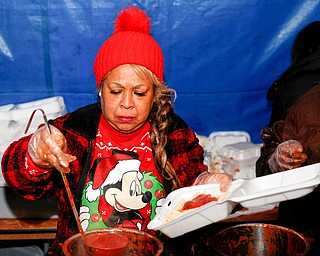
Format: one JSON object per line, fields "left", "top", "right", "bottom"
{"left": 168, "top": 127, "right": 207, "bottom": 187}
{"left": 1, "top": 135, "right": 54, "bottom": 200}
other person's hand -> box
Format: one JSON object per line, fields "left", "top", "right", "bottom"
{"left": 268, "top": 140, "right": 307, "bottom": 173}
{"left": 28, "top": 125, "right": 76, "bottom": 173}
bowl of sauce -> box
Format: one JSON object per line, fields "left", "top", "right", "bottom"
{"left": 62, "top": 228, "right": 163, "bottom": 256}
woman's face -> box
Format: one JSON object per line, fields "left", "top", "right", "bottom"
{"left": 100, "top": 64, "right": 155, "bottom": 133}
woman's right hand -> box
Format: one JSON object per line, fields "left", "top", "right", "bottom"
{"left": 268, "top": 140, "right": 307, "bottom": 173}
{"left": 28, "top": 125, "right": 76, "bottom": 173}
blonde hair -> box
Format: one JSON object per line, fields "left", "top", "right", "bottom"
{"left": 99, "top": 64, "right": 182, "bottom": 190}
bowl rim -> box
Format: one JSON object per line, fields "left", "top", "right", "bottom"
{"left": 62, "top": 228, "right": 164, "bottom": 255}
{"left": 211, "top": 223, "right": 310, "bottom": 256}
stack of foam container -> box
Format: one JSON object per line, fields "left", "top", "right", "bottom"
{"left": 0, "top": 96, "right": 65, "bottom": 218}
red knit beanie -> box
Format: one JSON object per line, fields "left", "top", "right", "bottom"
{"left": 93, "top": 6, "right": 164, "bottom": 86}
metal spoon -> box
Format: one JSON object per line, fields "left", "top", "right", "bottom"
{"left": 26, "top": 109, "right": 130, "bottom": 255}
{"left": 25, "top": 108, "right": 85, "bottom": 239}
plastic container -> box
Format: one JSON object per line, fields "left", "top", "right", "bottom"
{"left": 211, "top": 223, "right": 310, "bottom": 255}
{"left": 219, "top": 142, "right": 261, "bottom": 179}
{"left": 62, "top": 228, "right": 163, "bottom": 256}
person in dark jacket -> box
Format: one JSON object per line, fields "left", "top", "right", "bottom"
{"left": 1, "top": 6, "right": 232, "bottom": 256}
{"left": 256, "top": 83, "right": 320, "bottom": 255}
{"left": 267, "top": 20, "right": 320, "bottom": 125}
{"left": 256, "top": 21, "right": 320, "bottom": 255}
{"left": 257, "top": 20, "right": 320, "bottom": 177}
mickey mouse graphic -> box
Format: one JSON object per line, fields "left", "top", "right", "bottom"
{"left": 80, "top": 150, "right": 152, "bottom": 231}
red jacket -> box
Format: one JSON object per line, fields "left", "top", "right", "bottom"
{"left": 1, "top": 103, "right": 207, "bottom": 255}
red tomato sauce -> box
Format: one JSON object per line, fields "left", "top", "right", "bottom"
{"left": 180, "top": 194, "right": 218, "bottom": 211}
{"left": 84, "top": 233, "right": 129, "bottom": 256}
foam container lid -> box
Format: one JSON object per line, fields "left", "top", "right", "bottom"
{"left": 148, "top": 163, "right": 320, "bottom": 238}
{"left": 220, "top": 142, "right": 261, "bottom": 163}
{"left": 209, "top": 131, "right": 251, "bottom": 151}
{"left": 1, "top": 96, "right": 66, "bottom": 121}
{"left": 229, "top": 163, "right": 320, "bottom": 207}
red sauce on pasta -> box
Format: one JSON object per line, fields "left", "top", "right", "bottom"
{"left": 180, "top": 194, "right": 218, "bottom": 211}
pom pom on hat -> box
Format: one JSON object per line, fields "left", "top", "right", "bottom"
{"left": 94, "top": 6, "right": 164, "bottom": 85}
{"left": 114, "top": 7, "right": 151, "bottom": 35}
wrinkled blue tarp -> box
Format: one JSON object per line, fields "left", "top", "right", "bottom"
{"left": 1, "top": 0, "right": 320, "bottom": 143}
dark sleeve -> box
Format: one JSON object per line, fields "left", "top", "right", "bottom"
{"left": 255, "top": 125, "right": 282, "bottom": 177}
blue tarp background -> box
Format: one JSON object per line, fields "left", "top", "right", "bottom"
{"left": 1, "top": 1, "right": 320, "bottom": 143}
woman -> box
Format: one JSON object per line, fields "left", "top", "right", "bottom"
{"left": 1, "top": 7, "right": 231, "bottom": 255}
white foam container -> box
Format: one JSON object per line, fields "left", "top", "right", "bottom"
{"left": 0, "top": 96, "right": 66, "bottom": 132}
{"left": 209, "top": 131, "right": 251, "bottom": 151}
{"left": 0, "top": 96, "right": 67, "bottom": 151}
{"left": 148, "top": 180, "right": 244, "bottom": 238}
{"left": 219, "top": 142, "right": 261, "bottom": 179}
{"left": 148, "top": 163, "right": 320, "bottom": 238}
{"left": 0, "top": 96, "right": 65, "bottom": 219}
{"left": 230, "top": 163, "right": 320, "bottom": 207}
{"left": 0, "top": 104, "right": 14, "bottom": 112}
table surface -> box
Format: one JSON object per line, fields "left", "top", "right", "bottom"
{"left": 0, "top": 206, "right": 278, "bottom": 241}
{"left": 0, "top": 218, "right": 57, "bottom": 240}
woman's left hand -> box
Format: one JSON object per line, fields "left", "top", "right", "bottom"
{"left": 193, "top": 172, "right": 233, "bottom": 192}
